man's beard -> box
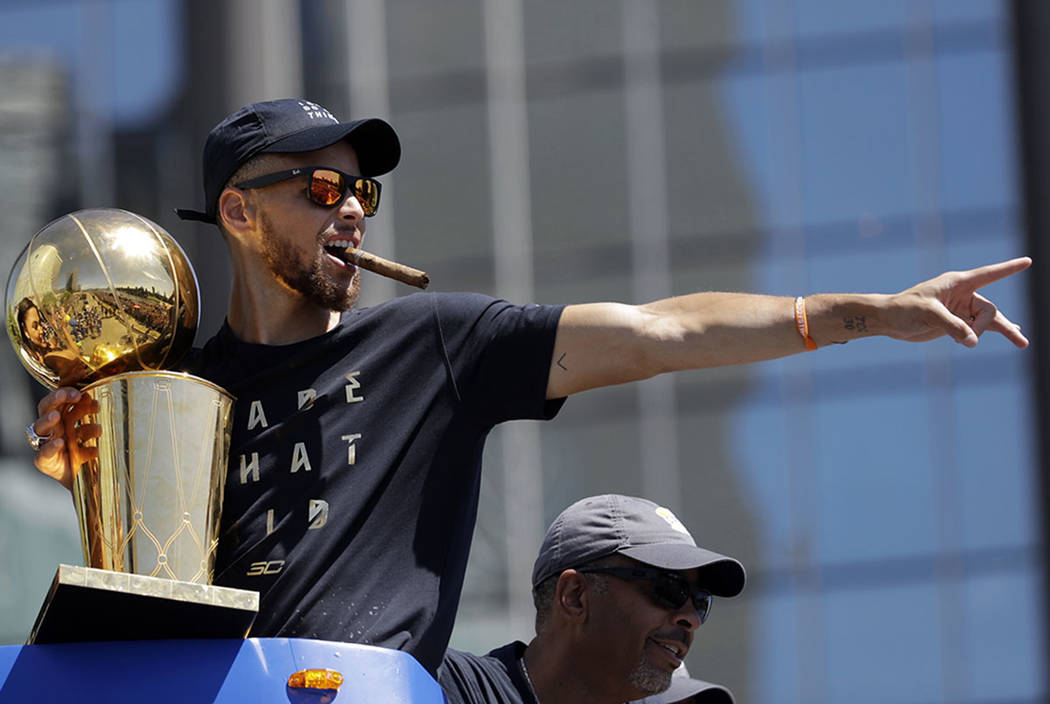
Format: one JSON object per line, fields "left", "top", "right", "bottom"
{"left": 627, "top": 653, "right": 674, "bottom": 696}
{"left": 259, "top": 211, "right": 360, "bottom": 311}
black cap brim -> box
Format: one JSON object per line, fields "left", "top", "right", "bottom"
{"left": 174, "top": 208, "right": 213, "bottom": 223}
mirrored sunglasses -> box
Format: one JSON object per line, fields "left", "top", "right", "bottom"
{"left": 236, "top": 166, "right": 382, "bottom": 216}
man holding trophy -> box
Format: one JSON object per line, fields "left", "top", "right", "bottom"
{"left": 18, "top": 98, "right": 1031, "bottom": 676}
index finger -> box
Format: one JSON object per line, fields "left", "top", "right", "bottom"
{"left": 36, "top": 387, "right": 82, "bottom": 417}
{"left": 957, "top": 257, "right": 1032, "bottom": 290}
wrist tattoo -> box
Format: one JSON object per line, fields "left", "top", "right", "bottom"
{"left": 843, "top": 315, "right": 868, "bottom": 333}
{"left": 556, "top": 353, "right": 568, "bottom": 371}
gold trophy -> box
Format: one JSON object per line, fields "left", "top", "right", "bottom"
{"left": 4, "top": 208, "right": 256, "bottom": 642}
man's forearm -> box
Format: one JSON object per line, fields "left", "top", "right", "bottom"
{"left": 549, "top": 292, "right": 853, "bottom": 398}
{"left": 546, "top": 257, "right": 1030, "bottom": 399}
{"left": 637, "top": 292, "right": 890, "bottom": 370}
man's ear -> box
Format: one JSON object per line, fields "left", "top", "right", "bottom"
{"left": 554, "top": 570, "right": 589, "bottom": 624}
{"left": 217, "top": 187, "right": 254, "bottom": 239}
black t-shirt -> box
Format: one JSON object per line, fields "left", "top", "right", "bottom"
{"left": 439, "top": 642, "right": 536, "bottom": 704}
{"left": 183, "top": 293, "right": 565, "bottom": 674}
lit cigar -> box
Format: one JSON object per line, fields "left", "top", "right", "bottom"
{"left": 340, "top": 247, "right": 430, "bottom": 289}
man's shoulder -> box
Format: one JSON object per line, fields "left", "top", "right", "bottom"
{"left": 369, "top": 291, "right": 502, "bottom": 313}
{"left": 482, "top": 641, "right": 527, "bottom": 665}
{"left": 349, "top": 291, "right": 502, "bottom": 323}
{"left": 356, "top": 291, "right": 560, "bottom": 339}
{"left": 438, "top": 642, "right": 529, "bottom": 704}
{"left": 438, "top": 643, "right": 510, "bottom": 680}
{"left": 440, "top": 640, "right": 523, "bottom": 669}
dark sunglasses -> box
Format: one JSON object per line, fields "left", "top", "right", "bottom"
{"left": 235, "top": 166, "right": 382, "bottom": 216}
{"left": 578, "top": 566, "right": 713, "bottom": 624}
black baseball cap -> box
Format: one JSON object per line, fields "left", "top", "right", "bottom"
{"left": 176, "top": 98, "right": 401, "bottom": 224}
{"left": 531, "top": 494, "right": 746, "bottom": 598}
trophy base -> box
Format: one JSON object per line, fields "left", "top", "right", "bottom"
{"left": 28, "top": 564, "right": 259, "bottom": 644}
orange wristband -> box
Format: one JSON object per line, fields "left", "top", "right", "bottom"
{"left": 794, "top": 296, "right": 817, "bottom": 351}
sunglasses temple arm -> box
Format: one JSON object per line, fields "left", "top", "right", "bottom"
{"left": 340, "top": 248, "right": 430, "bottom": 289}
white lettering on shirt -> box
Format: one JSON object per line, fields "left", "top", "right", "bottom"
{"left": 345, "top": 371, "right": 364, "bottom": 403}
{"left": 298, "top": 389, "right": 317, "bottom": 410}
{"left": 247, "top": 400, "right": 268, "bottom": 430}
{"left": 290, "top": 442, "right": 312, "bottom": 473}
{"left": 240, "top": 453, "right": 260, "bottom": 484}
{"left": 308, "top": 499, "right": 329, "bottom": 530}
{"left": 341, "top": 433, "right": 362, "bottom": 465}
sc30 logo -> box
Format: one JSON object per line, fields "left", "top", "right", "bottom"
{"left": 246, "top": 560, "right": 285, "bottom": 577}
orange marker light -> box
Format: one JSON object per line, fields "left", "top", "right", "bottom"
{"left": 288, "top": 668, "right": 345, "bottom": 690}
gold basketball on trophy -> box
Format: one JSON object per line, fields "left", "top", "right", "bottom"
{"left": 4, "top": 208, "right": 199, "bottom": 389}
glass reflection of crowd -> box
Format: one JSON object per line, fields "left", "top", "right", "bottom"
{"left": 68, "top": 300, "right": 103, "bottom": 343}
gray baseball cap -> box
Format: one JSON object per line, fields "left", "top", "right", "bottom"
{"left": 633, "top": 664, "right": 735, "bottom": 704}
{"left": 531, "top": 494, "right": 745, "bottom": 597}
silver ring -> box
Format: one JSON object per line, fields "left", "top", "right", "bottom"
{"left": 25, "top": 422, "right": 53, "bottom": 451}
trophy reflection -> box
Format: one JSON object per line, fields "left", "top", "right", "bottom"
{"left": 5, "top": 209, "right": 254, "bottom": 642}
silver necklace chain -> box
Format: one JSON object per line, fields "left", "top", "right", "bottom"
{"left": 519, "top": 655, "right": 541, "bottom": 704}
